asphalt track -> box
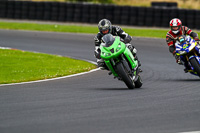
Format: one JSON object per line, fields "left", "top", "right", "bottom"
{"left": 0, "top": 30, "right": 200, "bottom": 133}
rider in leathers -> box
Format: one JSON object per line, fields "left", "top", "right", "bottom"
{"left": 94, "top": 19, "right": 141, "bottom": 70}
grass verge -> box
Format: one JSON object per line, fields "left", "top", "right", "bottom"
{"left": 31, "top": 0, "right": 200, "bottom": 10}
{"left": 0, "top": 49, "right": 96, "bottom": 84}
{"left": 0, "top": 21, "right": 199, "bottom": 39}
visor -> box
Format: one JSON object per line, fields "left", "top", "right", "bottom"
{"left": 172, "top": 26, "right": 179, "bottom": 31}
{"left": 102, "top": 29, "right": 109, "bottom": 34}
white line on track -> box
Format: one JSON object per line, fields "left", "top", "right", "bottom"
{"left": 0, "top": 68, "right": 100, "bottom": 87}
{"left": 0, "top": 46, "right": 100, "bottom": 87}
{"left": 179, "top": 131, "right": 200, "bottom": 133}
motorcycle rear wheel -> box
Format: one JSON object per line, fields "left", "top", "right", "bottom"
{"left": 135, "top": 75, "right": 143, "bottom": 88}
{"left": 115, "top": 62, "right": 135, "bottom": 89}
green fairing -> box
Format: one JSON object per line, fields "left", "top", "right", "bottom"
{"left": 100, "top": 37, "right": 125, "bottom": 60}
{"left": 124, "top": 46, "right": 138, "bottom": 69}
{"left": 100, "top": 36, "right": 137, "bottom": 77}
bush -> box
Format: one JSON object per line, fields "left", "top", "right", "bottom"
{"left": 67, "top": 0, "right": 113, "bottom": 4}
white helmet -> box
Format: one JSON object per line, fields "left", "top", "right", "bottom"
{"left": 169, "top": 18, "right": 182, "bottom": 34}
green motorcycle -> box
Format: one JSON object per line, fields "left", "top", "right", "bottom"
{"left": 100, "top": 34, "right": 142, "bottom": 89}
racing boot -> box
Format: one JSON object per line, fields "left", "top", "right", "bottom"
{"left": 183, "top": 62, "right": 191, "bottom": 73}
{"left": 184, "top": 68, "right": 189, "bottom": 73}
{"left": 174, "top": 54, "right": 188, "bottom": 73}
{"left": 174, "top": 54, "right": 183, "bottom": 65}
{"left": 97, "top": 58, "right": 108, "bottom": 70}
{"left": 132, "top": 48, "right": 141, "bottom": 67}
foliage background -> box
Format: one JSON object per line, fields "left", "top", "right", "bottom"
{"left": 29, "top": 0, "right": 200, "bottom": 10}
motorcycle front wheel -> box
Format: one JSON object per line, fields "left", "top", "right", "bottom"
{"left": 115, "top": 62, "right": 135, "bottom": 89}
{"left": 189, "top": 57, "right": 200, "bottom": 76}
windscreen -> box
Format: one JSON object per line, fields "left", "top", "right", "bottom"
{"left": 178, "top": 35, "right": 186, "bottom": 45}
{"left": 101, "top": 34, "right": 115, "bottom": 47}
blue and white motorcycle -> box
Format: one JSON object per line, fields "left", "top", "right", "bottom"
{"left": 175, "top": 35, "right": 200, "bottom": 76}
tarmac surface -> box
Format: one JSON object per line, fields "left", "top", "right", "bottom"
{"left": 0, "top": 30, "right": 200, "bottom": 133}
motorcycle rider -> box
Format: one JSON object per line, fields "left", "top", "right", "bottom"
{"left": 94, "top": 18, "right": 141, "bottom": 70}
{"left": 166, "top": 18, "right": 200, "bottom": 72}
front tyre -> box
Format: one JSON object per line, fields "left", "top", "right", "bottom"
{"left": 115, "top": 62, "right": 135, "bottom": 89}
{"left": 189, "top": 57, "right": 200, "bottom": 76}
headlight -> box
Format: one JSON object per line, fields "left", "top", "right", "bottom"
{"left": 105, "top": 53, "right": 111, "bottom": 57}
{"left": 102, "top": 52, "right": 111, "bottom": 57}
{"left": 116, "top": 43, "right": 121, "bottom": 52}
{"left": 179, "top": 51, "right": 186, "bottom": 55}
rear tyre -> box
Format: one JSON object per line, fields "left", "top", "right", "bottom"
{"left": 135, "top": 75, "right": 143, "bottom": 88}
{"left": 189, "top": 57, "right": 200, "bottom": 76}
{"left": 115, "top": 62, "right": 135, "bottom": 89}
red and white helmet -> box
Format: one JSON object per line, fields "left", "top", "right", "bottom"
{"left": 169, "top": 18, "right": 182, "bottom": 34}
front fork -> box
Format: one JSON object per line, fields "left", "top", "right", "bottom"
{"left": 121, "top": 54, "right": 139, "bottom": 81}
{"left": 185, "top": 50, "right": 199, "bottom": 62}
{"left": 105, "top": 54, "right": 138, "bottom": 78}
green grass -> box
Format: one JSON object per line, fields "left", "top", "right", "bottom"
{"left": 124, "top": 28, "right": 169, "bottom": 38}
{"left": 0, "top": 49, "right": 96, "bottom": 84}
{"left": 31, "top": 0, "right": 200, "bottom": 10}
{"left": 0, "top": 21, "right": 199, "bottom": 39}
{"left": 0, "top": 21, "right": 99, "bottom": 34}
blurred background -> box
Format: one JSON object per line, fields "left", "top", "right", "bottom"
{"left": 19, "top": 0, "right": 200, "bottom": 9}
{"left": 0, "top": 0, "right": 200, "bottom": 29}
